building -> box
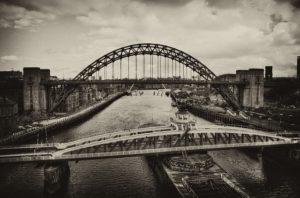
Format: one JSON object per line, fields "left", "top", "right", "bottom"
{"left": 57, "top": 90, "right": 80, "bottom": 112}
{"left": 265, "top": 66, "right": 273, "bottom": 79}
{"left": 216, "top": 74, "right": 236, "bottom": 82}
{"left": 0, "top": 71, "right": 22, "bottom": 80}
{"left": 0, "top": 97, "right": 18, "bottom": 137}
{"left": 55, "top": 84, "right": 107, "bottom": 113}
{"left": 0, "top": 71, "right": 23, "bottom": 114}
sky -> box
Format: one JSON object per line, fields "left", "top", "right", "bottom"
{"left": 0, "top": 0, "right": 299, "bottom": 78}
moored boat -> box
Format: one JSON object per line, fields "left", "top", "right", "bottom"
{"left": 170, "top": 110, "right": 197, "bottom": 131}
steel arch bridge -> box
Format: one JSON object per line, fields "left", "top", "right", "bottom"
{"left": 50, "top": 43, "right": 240, "bottom": 112}
{"left": 0, "top": 125, "right": 299, "bottom": 163}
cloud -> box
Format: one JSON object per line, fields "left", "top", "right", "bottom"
{"left": 274, "top": 0, "right": 300, "bottom": 8}
{"left": 1, "top": 55, "right": 19, "bottom": 61}
{"left": 0, "top": 0, "right": 61, "bottom": 12}
{"left": 0, "top": 2, "right": 55, "bottom": 30}
{"left": 134, "top": 0, "right": 192, "bottom": 7}
{"left": 72, "top": 0, "right": 299, "bottom": 77}
{"left": 76, "top": 12, "right": 112, "bottom": 27}
{"left": 0, "top": 0, "right": 299, "bottom": 78}
{"left": 205, "top": 0, "right": 242, "bottom": 9}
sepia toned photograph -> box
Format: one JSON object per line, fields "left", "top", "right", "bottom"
{"left": 0, "top": 0, "right": 300, "bottom": 197}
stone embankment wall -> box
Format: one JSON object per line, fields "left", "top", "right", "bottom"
{"left": 0, "top": 92, "right": 125, "bottom": 145}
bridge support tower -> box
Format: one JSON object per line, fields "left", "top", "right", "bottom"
{"left": 23, "top": 67, "right": 50, "bottom": 115}
{"left": 236, "top": 69, "right": 264, "bottom": 108}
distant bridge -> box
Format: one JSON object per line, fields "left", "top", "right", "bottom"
{"left": 44, "top": 79, "right": 247, "bottom": 86}
{"left": 49, "top": 43, "right": 241, "bottom": 112}
{"left": 0, "top": 125, "right": 299, "bottom": 163}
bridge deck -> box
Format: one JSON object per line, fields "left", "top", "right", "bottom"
{"left": 0, "top": 144, "right": 60, "bottom": 151}
{"left": 0, "top": 125, "right": 299, "bottom": 163}
{"left": 43, "top": 79, "right": 247, "bottom": 86}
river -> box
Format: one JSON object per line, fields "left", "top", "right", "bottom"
{"left": 0, "top": 90, "right": 299, "bottom": 198}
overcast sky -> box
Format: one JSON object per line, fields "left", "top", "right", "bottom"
{"left": 0, "top": 0, "right": 299, "bottom": 78}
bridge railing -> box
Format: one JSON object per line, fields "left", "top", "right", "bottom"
{"left": 61, "top": 125, "right": 174, "bottom": 146}
{"left": 212, "top": 123, "right": 284, "bottom": 133}
{"left": 214, "top": 124, "right": 300, "bottom": 137}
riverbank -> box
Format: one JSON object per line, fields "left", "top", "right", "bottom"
{"left": 170, "top": 90, "right": 282, "bottom": 132}
{"left": 0, "top": 92, "right": 125, "bottom": 146}
{"left": 170, "top": 91, "right": 300, "bottom": 181}
{"left": 187, "top": 104, "right": 281, "bottom": 132}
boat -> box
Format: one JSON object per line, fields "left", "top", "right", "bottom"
{"left": 167, "top": 110, "right": 214, "bottom": 172}
{"left": 163, "top": 153, "right": 214, "bottom": 172}
{"left": 162, "top": 110, "right": 250, "bottom": 197}
{"left": 141, "top": 110, "right": 250, "bottom": 197}
{"left": 170, "top": 110, "right": 197, "bottom": 131}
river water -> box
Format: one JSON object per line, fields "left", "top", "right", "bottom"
{"left": 0, "top": 90, "right": 300, "bottom": 198}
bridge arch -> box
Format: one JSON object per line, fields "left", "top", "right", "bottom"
{"left": 74, "top": 43, "right": 215, "bottom": 81}
{"left": 50, "top": 43, "right": 240, "bottom": 112}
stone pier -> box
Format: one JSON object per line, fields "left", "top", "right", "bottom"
{"left": 23, "top": 67, "right": 50, "bottom": 115}
{"left": 44, "top": 161, "right": 70, "bottom": 195}
{"left": 236, "top": 69, "right": 264, "bottom": 108}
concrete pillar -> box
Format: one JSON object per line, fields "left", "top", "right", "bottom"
{"left": 44, "top": 161, "right": 70, "bottom": 195}
{"left": 236, "top": 69, "right": 264, "bottom": 108}
{"left": 23, "top": 67, "right": 50, "bottom": 115}
{"left": 40, "top": 69, "right": 50, "bottom": 114}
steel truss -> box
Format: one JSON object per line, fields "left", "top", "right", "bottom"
{"left": 50, "top": 43, "right": 240, "bottom": 112}
{"left": 55, "top": 128, "right": 295, "bottom": 158}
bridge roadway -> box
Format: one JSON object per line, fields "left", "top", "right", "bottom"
{"left": 43, "top": 79, "right": 247, "bottom": 86}
{"left": 0, "top": 125, "right": 299, "bottom": 163}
